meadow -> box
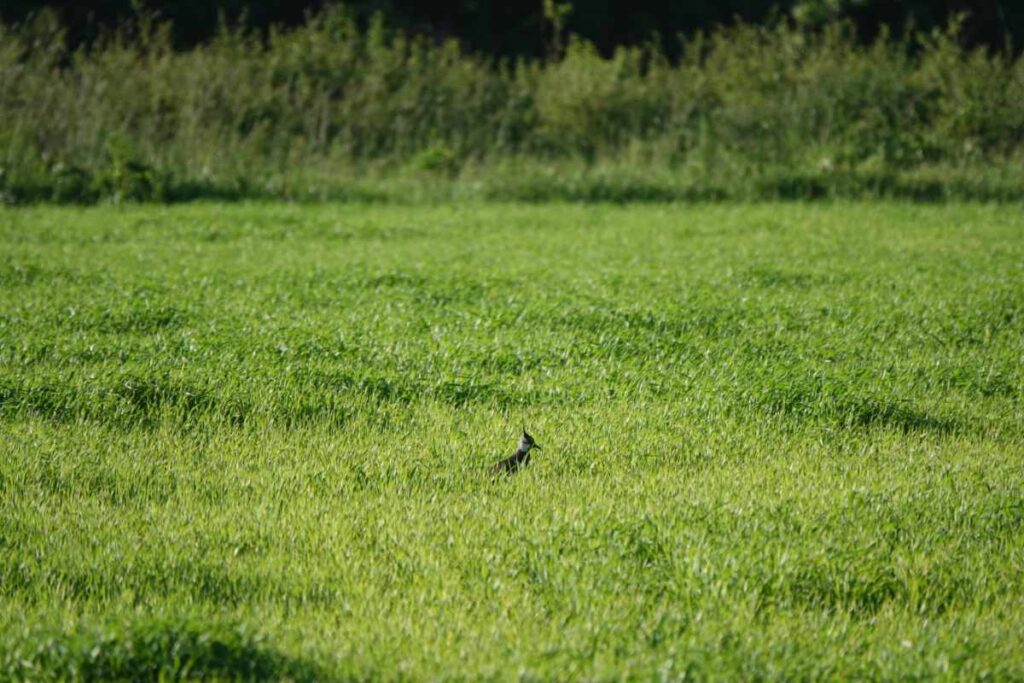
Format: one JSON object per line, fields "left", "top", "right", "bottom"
{"left": 1, "top": 200, "right": 1023, "bottom": 680}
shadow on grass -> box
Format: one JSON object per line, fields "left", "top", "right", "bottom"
{"left": 841, "top": 398, "right": 963, "bottom": 435}
{"left": 5, "top": 168, "right": 1023, "bottom": 206}
{"left": 1, "top": 616, "right": 333, "bottom": 682}
{"left": 751, "top": 380, "right": 964, "bottom": 436}
{"left": 762, "top": 558, "right": 971, "bottom": 618}
{"left": 0, "top": 375, "right": 247, "bottom": 428}
{"left": 0, "top": 369, "right": 555, "bottom": 430}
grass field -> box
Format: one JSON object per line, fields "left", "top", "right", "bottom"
{"left": 1, "top": 201, "right": 1023, "bottom": 680}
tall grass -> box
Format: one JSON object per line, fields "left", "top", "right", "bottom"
{"left": 1, "top": 201, "right": 1023, "bottom": 678}
{"left": 1, "top": 8, "right": 1023, "bottom": 203}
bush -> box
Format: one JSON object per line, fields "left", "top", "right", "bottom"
{"left": 0, "top": 8, "right": 1021, "bottom": 204}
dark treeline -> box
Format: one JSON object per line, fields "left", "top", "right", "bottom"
{"left": 2, "top": 4, "right": 1023, "bottom": 204}
{"left": 3, "top": 0, "right": 1022, "bottom": 58}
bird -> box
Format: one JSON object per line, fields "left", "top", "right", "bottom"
{"left": 490, "top": 427, "right": 542, "bottom": 476}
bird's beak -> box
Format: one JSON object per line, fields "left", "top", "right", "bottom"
{"left": 533, "top": 444, "right": 542, "bottom": 451}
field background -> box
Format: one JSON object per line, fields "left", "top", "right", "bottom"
{"left": 3, "top": 7, "right": 1024, "bottom": 205}
{"left": 2, "top": 201, "right": 1023, "bottom": 679}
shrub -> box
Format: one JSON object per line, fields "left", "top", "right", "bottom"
{"left": 0, "top": 8, "right": 1021, "bottom": 203}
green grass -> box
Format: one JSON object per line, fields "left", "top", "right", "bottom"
{"left": 1, "top": 201, "right": 1023, "bottom": 680}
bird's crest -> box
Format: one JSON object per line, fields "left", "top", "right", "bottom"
{"left": 518, "top": 427, "right": 538, "bottom": 452}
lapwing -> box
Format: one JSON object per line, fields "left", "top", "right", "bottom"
{"left": 490, "top": 428, "right": 542, "bottom": 476}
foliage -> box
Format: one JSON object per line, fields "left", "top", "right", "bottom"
{"left": 1, "top": 10, "right": 1023, "bottom": 205}
{"left": 2, "top": 0, "right": 1021, "bottom": 60}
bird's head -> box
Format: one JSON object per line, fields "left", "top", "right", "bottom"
{"left": 519, "top": 428, "right": 541, "bottom": 453}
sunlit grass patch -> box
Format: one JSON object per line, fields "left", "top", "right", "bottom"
{"left": 1, "top": 201, "right": 1022, "bottom": 678}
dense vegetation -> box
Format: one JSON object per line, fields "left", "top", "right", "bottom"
{"left": 2, "top": 8, "right": 1023, "bottom": 205}
{"left": 4, "top": 0, "right": 1022, "bottom": 59}
{"left": 1, "top": 202, "right": 1023, "bottom": 679}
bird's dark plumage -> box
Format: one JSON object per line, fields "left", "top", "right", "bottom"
{"left": 491, "top": 449, "right": 532, "bottom": 475}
